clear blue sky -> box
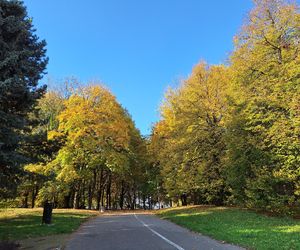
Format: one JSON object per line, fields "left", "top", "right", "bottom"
{"left": 25, "top": 0, "right": 254, "bottom": 135}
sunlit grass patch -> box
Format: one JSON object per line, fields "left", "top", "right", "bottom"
{"left": 157, "top": 206, "right": 300, "bottom": 250}
{"left": 272, "top": 225, "right": 300, "bottom": 233}
{"left": 0, "top": 208, "right": 98, "bottom": 241}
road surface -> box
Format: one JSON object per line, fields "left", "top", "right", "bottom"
{"left": 65, "top": 213, "right": 243, "bottom": 250}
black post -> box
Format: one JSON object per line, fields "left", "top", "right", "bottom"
{"left": 42, "top": 201, "right": 53, "bottom": 224}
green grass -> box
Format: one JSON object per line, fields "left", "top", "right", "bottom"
{"left": 157, "top": 206, "right": 300, "bottom": 250}
{"left": 0, "top": 208, "right": 98, "bottom": 241}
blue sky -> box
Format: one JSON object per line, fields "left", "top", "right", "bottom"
{"left": 25, "top": 0, "right": 254, "bottom": 135}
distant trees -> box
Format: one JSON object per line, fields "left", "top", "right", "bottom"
{"left": 0, "top": 0, "right": 157, "bottom": 209}
{"left": 24, "top": 84, "right": 156, "bottom": 209}
{"left": 151, "top": 0, "right": 300, "bottom": 214}
{"left": 1, "top": 0, "right": 299, "bottom": 214}
{"left": 0, "top": 0, "right": 48, "bottom": 199}
{"left": 151, "top": 63, "right": 230, "bottom": 205}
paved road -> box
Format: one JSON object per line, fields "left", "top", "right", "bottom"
{"left": 65, "top": 213, "right": 243, "bottom": 250}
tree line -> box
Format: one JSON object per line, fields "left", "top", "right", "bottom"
{"left": 0, "top": 0, "right": 299, "bottom": 214}
{"left": 150, "top": 0, "right": 300, "bottom": 214}
{"left": 0, "top": 0, "right": 158, "bottom": 210}
{"left": 22, "top": 83, "right": 158, "bottom": 209}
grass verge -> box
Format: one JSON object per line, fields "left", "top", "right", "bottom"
{"left": 156, "top": 206, "right": 300, "bottom": 250}
{"left": 0, "top": 208, "right": 98, "bottom": 241}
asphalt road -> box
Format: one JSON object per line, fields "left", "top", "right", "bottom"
{"left": 65, "top": 213, "right": 243, "bottom": 250}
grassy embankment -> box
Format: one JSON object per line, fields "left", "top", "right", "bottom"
{"left": 157, "top": 206, "right": 300, "bottom": 250}
{"left": 0, "top": 208, "right": 98, "bottom": 241}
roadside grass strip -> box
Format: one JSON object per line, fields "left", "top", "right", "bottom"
{"left": 157, "top": 206, "right": 300, "bottom": 250}
{"left": 0, "top": 208, "right": 98, "bottom": 241}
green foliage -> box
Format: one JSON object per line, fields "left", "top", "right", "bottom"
{"left": 0, "top": 199, "right": 20, "bottom": 209}
{"left": 150, "top": 0, "right": 300, "bottom": 214}
{"left": 152, "top": 63, "right": 230, "bottom": 205}
{"left": 24, "top": 84, "right": 156, "bottom": 210}
{"left": 0, "top": 0, "right": 48, "bottom": 198}
{"left": 225, "top": 0, "right": 300, "bottom": 212}
{"left": 2, "top": 0, "right": 299, "bottom": 216}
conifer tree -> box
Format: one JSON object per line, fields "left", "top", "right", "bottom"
{"left": 0, "top": 0, "right": 48, "bottom": 198}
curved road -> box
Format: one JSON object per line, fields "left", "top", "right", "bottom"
{"left": 65, "top": 213, "right": 243, "bottom": 250}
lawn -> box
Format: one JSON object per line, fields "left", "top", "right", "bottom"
{"left": 0, "top": 208, "right": 98, "bottom": 241}
{"left": 157, "top": 206, "right": 300, "bottom": 250}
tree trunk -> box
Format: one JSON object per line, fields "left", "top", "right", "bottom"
{"left": 181, "top": 193, "right": 187, "bottom": 206}
{"left": 119, "top": 181, "right": 125, "bottom": 210}
{"left": 101, "top": 185, "right": 105, "bottom": 207}
{"left": 80, "top": 184, "right": 86, "bottom": 209}
{"left": 63, "top": 192, "right": 71, "bottom": 208}
{"left": 96, "top": 168, "right": 104, "bottom": 210}
{"left": 69, "top": 190, "right": 75, "bottom": 208}
{"left": 142, "top": 195, "right": 146, "bottom": 210}
{"left": 131, "top": 190, "right": 136, "bottom": 210}
{"left": 22, "top": 192, "right": 29, "bottom": 208}
{"left": 31, "top": 185, "right": 38, "bottom": 208}
{"left": 73, "top": 191, "right": 79, "bottom": 209}
{"left": 73, "top": 183, "right": 81, "bottom": 209}
{"left": 148, "top": 195, "right": 152, "bottom": 210}
{"left": 88, "top": 185, "right": 92, "bottom": 210}
{"left": 106, "top": 173, "right": 111, "bottom": 210}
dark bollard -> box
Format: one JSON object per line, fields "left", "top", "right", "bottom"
{"left": 42, "top": 201, "right": 53, "bottom": 224}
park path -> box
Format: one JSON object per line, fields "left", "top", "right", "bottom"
{"left": 65, "top": 213, "right": 243, "bottom": 250}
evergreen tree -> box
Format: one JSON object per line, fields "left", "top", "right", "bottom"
{"left": 0, "top": 0, "right": 48, "bottom": 198}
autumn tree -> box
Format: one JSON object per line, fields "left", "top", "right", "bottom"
{"left": 36, "top": 84, "right": 152, "bottom": 209}
{"left": 226, "top": 0, "right": 300, "bottom": 212}
{"left": 150, "top": 0, "right": 300, "bottom": 214}
{"left": 20, "top": 91, "right": 65, "bottom": 208}
{"left": 152, "top": 63, "right": 230, "bottom": 205}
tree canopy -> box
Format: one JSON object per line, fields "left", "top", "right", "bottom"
{"left": 0, "top": 0, "right": 299, "bottom": 214}
{"left": 0, "top": 0, "right": 48, "bottom": 199}
{"left": 150, "top": 0, "right": 300, "bottom": 213}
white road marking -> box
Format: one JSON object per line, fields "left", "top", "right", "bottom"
{"left": 134, "top": 213, "right": 185, "bottom": 250}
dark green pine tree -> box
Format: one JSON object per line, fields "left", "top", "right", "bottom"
{"left": 0, "top": 0, "right": 48, "bottom": 198}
